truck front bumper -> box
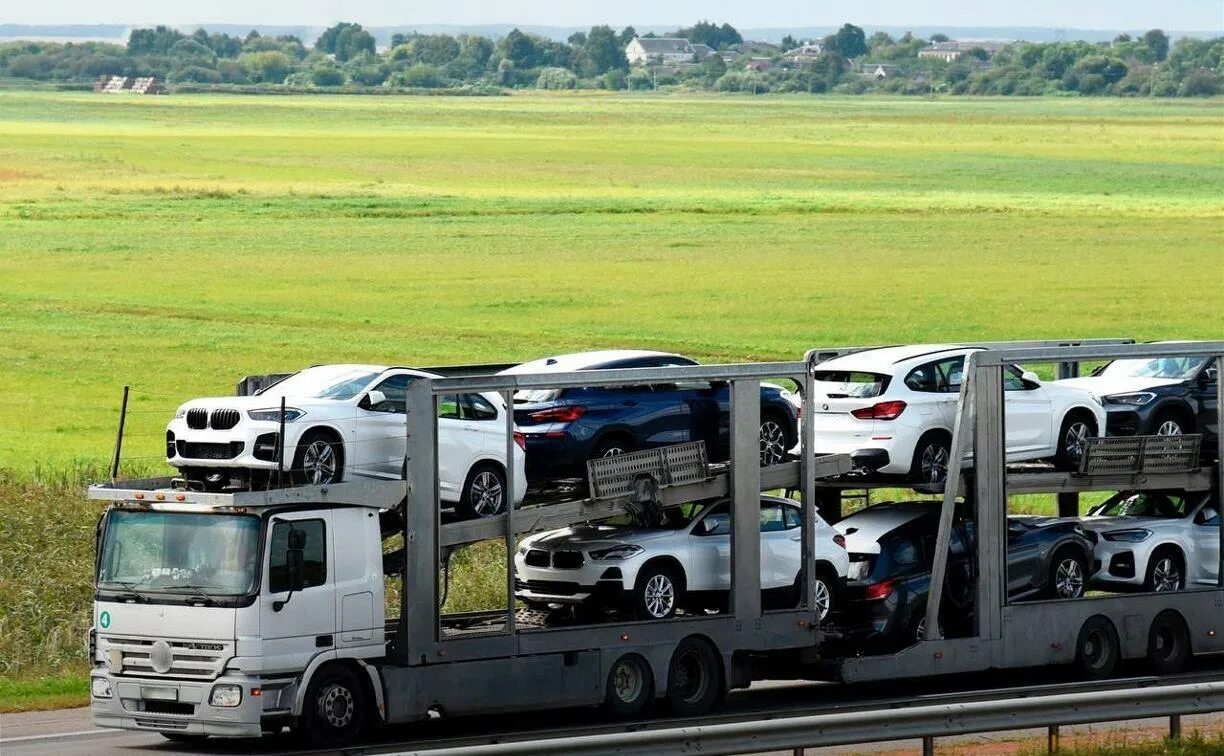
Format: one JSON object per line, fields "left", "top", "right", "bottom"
{"left": 90, "top": 670, "right": 266, "bottom": 738}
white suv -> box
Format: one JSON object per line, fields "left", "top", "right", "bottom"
{"left": 166, "top": 364, "right": 527, "bottom": 518}
{"left": 809, "top": 345, "right": 1106, "bottom": 483}
{"left": 514, "top": 495, "right": 849, "bottom": 621}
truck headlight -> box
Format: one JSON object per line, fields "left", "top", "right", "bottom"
{"left": 589, "top": 545, "right": 644, "bottom": 560}
{"left": 1103, "top": 528, "right": 1152, "bottom": 543}
{"left": 1104, "top": 392, "right": 1155, "bottom": 406}
{"left": 210, "top": 684, "right": 243, "bottom": 708}
{"left": 91, "top": 677, "right": 113, "bottom": 699}
{"left": 248, "top": 408, "right": 305, "bottom": 423}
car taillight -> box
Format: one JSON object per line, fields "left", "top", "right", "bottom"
{"left": 528, "top": 405, "right": 586, "bottom": 423}
{"left": 864, "top": 579, "right": 894, "bottom": 600}
{"left": 850, "top": 401, "right": 907, "bottom": 421}
{"left": 833, "top": 534, "right": 846, "bottom": 549}
{"left": 513, "top": 431, "right": 527, "bottom": 451}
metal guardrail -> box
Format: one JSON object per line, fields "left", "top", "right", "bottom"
{"left": 400, "top": 681, "right": 1224, "bottom": 756}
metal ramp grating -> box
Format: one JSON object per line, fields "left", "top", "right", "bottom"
{"left": 586, "top": 441, "right": 709, "bottom": 501}
{"left": 1078, "top": 434, "right": 1202, "bottom": 475}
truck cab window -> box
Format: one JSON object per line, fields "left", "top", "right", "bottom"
{"left": 269, "top": 520, "right": 326, "bottom": 592}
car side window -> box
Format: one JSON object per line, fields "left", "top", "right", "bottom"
{"left": 783, "top": 504, "right": 802, "bottom": 530}
{"left": 889, "top": 536, "right": 920, "bottom": 569}
{"left": 461, "top": 394, "right": 498, "bottom": 421}
{"left": 759, "top": 504, "right": 786, "bottom": 533}
{"left": 437, "top": 395, "right": 460, "bottom": 420}
{"left": 370, "top": 374, "right": 411, "bottom": 413}
{"left": 1003, "top": 365, "right": 1029, "bottom": 392}
{"left": 697, "top": 504, "right": 731, "bottom": 537}
{"left": 268, "top": 519, "right": 326, "bottom": 593}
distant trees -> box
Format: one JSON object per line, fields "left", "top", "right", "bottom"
{"left": 676, "top": 21, "right": 742, "bottom": 50}
{"left": 824, "top": 23, "right": 867, "bottom": 59}
{"left": 315, "top": 22, "right": 375, "bottom": 62}
{"left": 577, "top": 25, "right": 628, "bottom": 76}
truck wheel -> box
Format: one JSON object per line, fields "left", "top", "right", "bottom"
{"left": 1148, "top": 611, "right": 1191, "bottom": 675}
{"left": 293, "top": 430, "right": 344, "bottom": 485}
{"left": 604, "top": 653, "right": 652, "bottom": 719}
{"left": 1075, "top": 616, "right": 1119, "bottom": 680}
{"left": 665, "top": 637, "right": 722, "bottom": 716}
{"left": 634, "top": 563, "right": 682, "bottom": 620}
{"left": 1048, "top": 548, "right": 1087, "bottom": 599}
{"left": 300, "top": 665, "right": 365, "bottom": 747}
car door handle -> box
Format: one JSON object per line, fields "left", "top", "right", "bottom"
{"left": 790, "top": 534, "right": 802, "bottom": 541}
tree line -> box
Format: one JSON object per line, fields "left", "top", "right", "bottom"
{"left": 0, "top": 20, "right": 1218, "bottom": 96}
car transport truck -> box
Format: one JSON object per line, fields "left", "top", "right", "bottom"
{"left": 86, "top": 341, "right": 1224, "bottom": 745}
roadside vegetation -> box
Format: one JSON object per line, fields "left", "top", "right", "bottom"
{"left": 0, "top": 92, "right": 1220, "bottom": 707}
{"left": 0, "top": 20, "right": 1219, "bottom": 96}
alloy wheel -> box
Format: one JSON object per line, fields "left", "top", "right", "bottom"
{"left": 813, "top": 578, "right": 831, "bottom": 621}
{"left": 759, "top": 420, "right": 787, "bottom": 466}
{"left": 1055, "top": 558, "right": 1085, "bottom": 598}
{"left": 644, "top": 574, "right": 676, "bottom": 618}
{"left": 1151, "top": 558, "right": 1181, "bottom": 592}
{"left": 1064, "top": 421, "right": 1091, "bottom": 463}
{"left": 1156, "top": 420, "right": 1184, "bottom": 436}
{"left": 470, "top": 471, "right": 505, "bottom": 517}
{"left": 302, "top": 441, "right": 337, "bottom": 484}
{"left": 921, "top": 444, "right": 949, "bottom": 483}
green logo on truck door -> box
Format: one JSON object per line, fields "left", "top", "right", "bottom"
{"left": 100, "top": 610, "right": 111, "bottom": 629}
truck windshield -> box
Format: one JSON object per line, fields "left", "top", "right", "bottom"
{"left": 98, "top": 510, "right": 260, "bottom": 597}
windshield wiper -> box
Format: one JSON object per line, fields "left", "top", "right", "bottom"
{"left": 101, "top": 581, "right": 150, "bottom": 603}
{"left": 168, "top": 584, "right": 219, "bottom": 606}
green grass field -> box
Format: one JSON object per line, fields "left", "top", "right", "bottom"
{"left": 0, "top": 91, "right": 1220, "bottom": 698}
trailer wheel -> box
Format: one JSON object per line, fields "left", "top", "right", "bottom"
{"left": 300, "top": 665, "right": 365, "bottom": 747}
{"left": 665, "top": 638, "right": 723, "bottom": 716}
{"left": 604, "top": 653, "right": 653, "bottom": 719}
{"left": 1147, "top": 611, "right": 1191, "bottom": 675}
{"left": 1075, "top": 616, "right": 1120, "bottom": 680}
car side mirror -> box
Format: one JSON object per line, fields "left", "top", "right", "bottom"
{"left": 1197, "top": 508, "right": 1219, "bottom": 525}
{"left": 1021, "top": 370, "right": 1040, "bottom": 386}
{"left": 362, "top": 390, "right": 387, "bottom": 410}
{"left": 1201, "top": 367, "right": 1218, "bottom": 385}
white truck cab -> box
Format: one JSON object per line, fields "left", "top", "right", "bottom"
{"left": 88, "top": 481, "right": 397, "bottom": 742}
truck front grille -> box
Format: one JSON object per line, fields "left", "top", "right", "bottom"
{"left": 103, "top": 636, "right": 231, "bottom": 680}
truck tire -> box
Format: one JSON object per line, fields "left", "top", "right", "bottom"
{"left": 604, "top": 653, "right": 653, "bottom": 719}
{"left": 300, "top": 665, "right": 365, "bottom": 747}
{"left": 1075, "top": 616, "right": 1119, "bottom": 680}
{"left": 665, "top": 637, "right": 722, "bottom": 716}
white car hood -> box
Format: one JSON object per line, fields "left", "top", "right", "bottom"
{"left": 524, "top": 524, "right": 682, "bottom": 550}
{"left": 1058, "top": 376, "right": 1182, "bottom": 398}
{"left": 175, "top": 395, "right": 340, "bottom": 412}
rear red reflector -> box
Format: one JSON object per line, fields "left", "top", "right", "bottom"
{"left": 513, "top": 431, "right": 527, "bottom": 451}
{"left": 851, "top": 401, "right": 907, "bottom": 421}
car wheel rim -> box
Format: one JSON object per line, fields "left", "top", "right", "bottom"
{"left": 1152, "top": 558, "right": 1180, "bottom": 592}
{"left": 303, "top": 441, "right": 336, "bottom": 484}
{"left": 644, "top": 574, "right": 675, "bottom": 617}
{"left": 921, "top": 444, "right": 949, "bottom": 483}
{"left": 1156, "top": 421, "right": 1183, "bottom": 436}
{"left": 1056, "top": 558, "right": 1084, "bottom": 598}
{"left": 1064, "top": 422, "right": 1091, "bottom": 461}
{"left": 759, "top": 421, "right": 786, "bottom": 466}
{"left": 601, "top": 446, "right": 626, "bottom": 458}
{"left": 915, "top": 616, "right": 926, "bottom": 642}
{"left": 813, "top": 578, "right": 831, "bottom": 621}
{"left": 317, "top": 683, "right": 354, "bottom": 729}
{"left": 612, "top": 659, "right": 643, "bottom": 703}
{"left": 470, "top": 471, "right": 504, "bottom": 517}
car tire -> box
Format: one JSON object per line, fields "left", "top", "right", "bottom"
{"left": 633, "top": 563, "right": 682, "bottom": 620}
{"left": 665, "top": 637, "right": 723, "bottom": 717}
{"left": 457, "top": 463, "right": 506, "bottom": 520}
{"left": 292, "top": 430, "right": 344, "bottom": 485}
{"left": 592, "top": 436, "right": 634, "bottom": 459}
{"left": 1047, "top": 548, "right": 1087, "bottom": 599}
{"left": 1075, "top": 616, "right": 1120, "bottom": 680}
{"left": 793, "top": 567, "right": 838, "bottom": 622}
{"left": 604, "top": 653, "right": 653, "bottom": 719}
{"left": 1143, "top": 548, "right": 1185, "bottom": 593}
{"left": 909, "top": 432, "right": 952, "bottom": 484}
{"left": 1054, "top": 412, "right": 1095, "bottom": 471}
{"left": 759, "top": 413, "right": 790, "bottom": 467}
{"left": 299, "top": 664, "right": 365, "bottom": 747}
{"left": 1147, "top": 611, "right": 1191, "bottom": 675}
{"left": 1152, "top": 410, "right": 1189, "bottom": 437}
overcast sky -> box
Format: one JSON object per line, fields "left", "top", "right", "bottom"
{"left": 7, "top": 0, "right": 1222, "bottom": 30}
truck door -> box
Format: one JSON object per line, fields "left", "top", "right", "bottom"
{"left": 261, "top": 512, "right": 336, "bottom": 673}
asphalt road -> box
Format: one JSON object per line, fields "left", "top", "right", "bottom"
{"left": 4, "top": 666, "right": 1223, "bottom": 756}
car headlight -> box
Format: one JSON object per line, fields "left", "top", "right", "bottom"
{"left": 174, "top": 408, "right": 186, "bottom": 419}
{"left": 589, "top": 545, "right": 644, "bottom": 560}
{"left": 1103, "top": 528, "right": 1152, "bottom": 543}
{"left": 1104, "top": 392, "right": 1156, "bottom": 406}
{"left": 91, "top": 677, "right": 113, "bottom": 699}
{"left": 247, "top": 407, "right": 305, "bottom": 422}
{"left": 209, "top": 684, "right": 242, "bottom": 708}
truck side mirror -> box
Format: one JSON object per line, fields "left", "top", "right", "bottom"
{"left": 274, "top": 529, "right": 307, "bottom": 612}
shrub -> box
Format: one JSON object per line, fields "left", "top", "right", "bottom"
{"left": 535, "top": 66, "right": 576, "bottom": 90}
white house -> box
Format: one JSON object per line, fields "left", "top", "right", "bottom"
{"left": 625, "top": 37, "right": 698, "bottom": 65}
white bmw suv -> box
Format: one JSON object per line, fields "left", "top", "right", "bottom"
{"left": 514, "top": 495, "right": 849, "bottom": 621}
{"left": 166, "top": 364, "right": 527, "bottom": 518}
{"left": 809, "top": 345, "right": 1107, "bottom": 483}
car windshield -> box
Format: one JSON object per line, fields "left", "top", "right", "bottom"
{"left": 1099, "top": 356, "right": 1207, "bottom": 380}
{"left": 98, "top": 510, "right": 261, "bottom": 596}
{"left": 1092, "top": 492, "right": 1188, "bottom": 519}
{"left": 262, "top": 366, "right": 381, "bottom": 400}
{"left": 813, "top": 370, "right": 890, "bottom": 398}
